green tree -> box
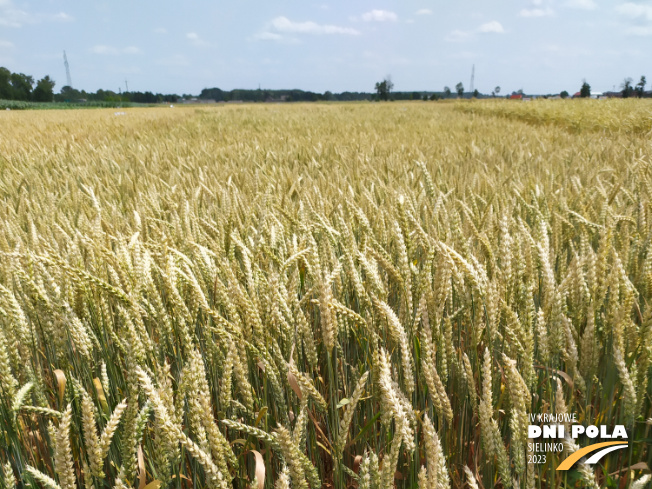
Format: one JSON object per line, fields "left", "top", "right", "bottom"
{"left": 33, "top": 75, "right": 55, "bottom": 102}
{"left": 0, "top": 67, "right": 11, "bottom": 99}
{"left": 455, "top": 82, "right": 464, "bottom": 98}
{"left": 443, "top": 86, "right": 451, "bottom": 98}
{"left": 494, "top": 86, "right": 501, "bottom": 97}
{"left": 472, "top": 89, "right": 479, "bottom": 98}
{"left": 10, "top": 72, "right": 33, "bottom": 100}
{"left": 374, "top": 76, "right": 393, "bottom": 101}
{"left": 580, "top": 80, "right": 591, "bottom": 98}
{"left": 560, "top": 90, "right": 569, "bottom": 99}
{"left": 636, "top": 76, "right": 646, "bottom": 97}
{"left": 56, "top": 85, "right": 81, "bottom": 102}
{"left": 621, "top": 78, "right": 633, "bottom": 98}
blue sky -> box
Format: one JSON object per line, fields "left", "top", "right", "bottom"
{"left": 0, "top": 0, "right": 650, "bottom": 95}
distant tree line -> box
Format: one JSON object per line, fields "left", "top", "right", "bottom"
{"left": 569, "top": 76, "right": 647, "bottom": 99}
{"left": 373, "top": 77, "right": 489, "bottom": 101}
{"left": 198, "top": 87, "right": 376, "bottom": 102}
{"left": 3, "top": 64, "right": 649, "bottom": 107}
{"left": 0, "top": 67, "right": 56, "bottom": 102}
{"left": 620, "top": 76, "right": 647, "bottom": 98}
{"left": 0, "top": 66, "right": 179, "bottom": 104}
{"left": 198, "top": 86, "right": 465, "bottom": 102}
{"left": 56, "top": 86, "right": 177, "bottom": 104}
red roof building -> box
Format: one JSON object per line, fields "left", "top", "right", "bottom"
{"left": 510, "top": 94, "right": 523, "bottom": 100}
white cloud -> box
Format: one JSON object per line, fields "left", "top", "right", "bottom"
{"left": 253, "top": 31, "right": 285, "bottom": 41}
{"left": 565, "top": 0, "right": 597, "bottom": 10}
{"left": 361, "top": 10, "right": 398, "bottom": 22}
{"left": 156, "top": 54, "right": 189, "bottom": 67}
{"left": 252, "top": 16, "right": 359, "bottom": 42}
{"left": 519, "top": 7, "right": 554, "bottom": 17}
{"left": 416, "top": 8, "right": 433, "bottom": 15}
{"left": 90, "top": 45, "right": 142, "bottom": 55}
{"left": 123, "top": 46, "right": 142, "bottom": 54}
{"left": 446, "top": 20, "right": 504, "bottom": 42}
{"left": 52, "top": 12, "right": 73, "bottom": 22}
{"left": 445, "top": 29, "right": 472, "bottom": 42}
{"left": 0, "top": 40, "right": 13, "bottom": 48}
{"left": 0, "top": 0, "right": 30, "bottom": 27}
{"left": 269, "top": 16, "right": 360, "bottom": 35}
{"left": 186, "top": 32, "right": 210, "bottom": 46}
{"left": 91, "top": 45, "right": 119, "bottom": 55}
{"left": 478, "top": 21, "right": 504, "bottom": 33}
{"left": 153, "top": 27, "right": 167, "bottom": 34}
{"left": 0, "top": 1, "right": 73, "bottom": 27}
{"left": 626, "top": 25, "right": 652, "bottom": 35}
{"left": 616, "top": 2, "right": 652, "bottom": 35}
{"left": 616, "top": 2, "right": 652, "bottom": 21}
{"left": 251, "top": 31, "right": 301, "bottom": 43}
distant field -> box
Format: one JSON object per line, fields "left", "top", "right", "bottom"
{"left": 0, "top": 99, "right": 157, "bottom": 110}
{"left": 458, "top": 98, "right": 652, "bottom": 135}
{"left": 1, "top": 102, "right": 651, "bottom": 489}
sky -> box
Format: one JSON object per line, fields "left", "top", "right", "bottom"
{"left": 0, "top": 0, "right": 650, "bottom": 95}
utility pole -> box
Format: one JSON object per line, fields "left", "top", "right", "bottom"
{"left": 125, "top": 80, "right": 129, "bottom": 92}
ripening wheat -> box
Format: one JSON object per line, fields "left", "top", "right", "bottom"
{"left": 1, "top": 100, "right": 651, "bottom": 489}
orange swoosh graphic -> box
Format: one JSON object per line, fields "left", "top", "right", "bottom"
{"left": 557, "top": 441, "right": 628, "bottom": 471}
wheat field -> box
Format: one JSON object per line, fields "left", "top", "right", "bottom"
{"left": 1, "top": 101, "right": 652, "bottom": 489}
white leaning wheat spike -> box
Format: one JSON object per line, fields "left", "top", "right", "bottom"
{"left": 336, "top": 371, "right": 369, "bottom": 455}
{"left": 25, "top": 465, "right": 61, "bottom": 489}
{"left": 421, "top": 413, "right": 450, "bottom": 489}
{"left": 374, "top": 298, "right": 414, "bottom": 394}
{"left": 463, "top": 465, "right": 479, "bottom": 489}
{"left": 562, "top": 438, "right": 598, "bottom": 489}
{"left": 503, "top": 354, "right": 531, "bottom": 477}
{"left": 99, "top": 398, "right": 128, "bottom": 458}
{"left": 613, "top": 347, "right": 637, "bottom": 425}
{"left": 375, "top": 347, "right": 415, "bottom": 451}
{"left": 631, "top": 474, "right": 651, "bottom": 489}
{"left": 3, "top": 462, "right": 16, "bottom": 489}
{"left": 136, "top": 367, "right": 227, "bottom": 488}
{"left": 81, "top": 394, "right": 103, "bottom": 477}
{"left": 53, "top": 404, "right": 76, "bottom": 489}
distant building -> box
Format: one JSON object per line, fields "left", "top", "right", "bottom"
{"left": 266, "top": 95, "right": 289, "bottom": 103}
{"left": 181, "top": 98, "right": 216, "bottom": 104}
{"left": 509, "top": 94, "right": 523, "bottom": 100}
